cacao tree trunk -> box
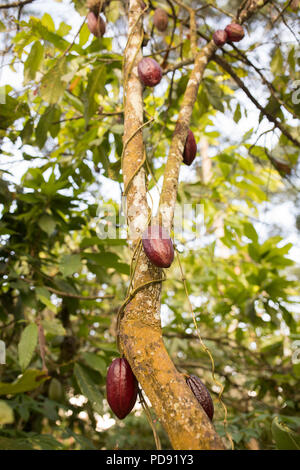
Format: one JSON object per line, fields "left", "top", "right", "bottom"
{"left": 119, "top": 0, "right": 271, "bottom": 450}
{"left": 119, "top": 0, "right": 224, "bottom": 450}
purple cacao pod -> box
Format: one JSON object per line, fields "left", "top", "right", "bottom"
{"left": 142, "top": 225, "right": 174, "bottom": 268}
{"left": 153, "top": 8, "right": 168, "bottom": 32}
{"left": 213, "top": 30, "right": 228, "bottom": 47}
{"left": 225, "top": 23, "right": 245, "bottom": 42}
{"left": 87, "top": 12, "right": 106, "bottom": 38}
{"left": 183, "top": 130, "right": 197, "bottom": 166}
{"left": 138, "top": 58, "right": 162, "bottom": 87}
{"left": 106, "top": 357, "right": 138, "bottom": 419}
{"left": 186, "top": 375, "right": 214, "bottom": 421}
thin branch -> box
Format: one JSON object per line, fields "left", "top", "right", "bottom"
{"left": 158, "top": 41, "right": 217, "bottom": 231}
{"left": 0, "top": 0, "right": 35, "bottom": 9}
{"left": 213, "top": 55, "right": 300, "bottom": 148}
{"left": 52, "top": 110, "right": 123, "bottom": 125}
{"left": 229, "top": 45, "right": 298, "bottom": 120}
{"left": 43, "top": 286, "right": 114, "bottom": 300}
{"left": 21, "top": 278, "right": 113, "bottom": 300}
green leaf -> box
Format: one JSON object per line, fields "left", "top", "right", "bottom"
{"left": 35, "top": 105, "right": 61, "bottom": 148}
{"left": 40, "top": 58, "right": 68, "bottom": 104}
{"left": 106, "top": 1, "right": 121, "bottom": 22}
{"left": 18, "top": 323, "right": 38, "bottom": 370}
{"left": 0, "top": 94, "right": 30, "bottom": 130}
{"left": 36, "top": 288, "right": 58, "bottom": 314}
{"left": 20, "top": 118, "right": 34, "bottom": 144}
{"left": 42, "top": 318, "right": 66, "bottom": 337}
{"left": 203, "top": 79, "right": 224, "bottom": 112}
{"left": 0, "top": 437, "right": 33, "bottom": 450}
{"left": 41, "top": 13, "right": 55, "bottom": 32}
{"left": 74, "top": 363, "right": 103, "bottom": 414}
{"left": 79, "top": 23, "right": 90, "bottom": 46}
{"left": 272, "top": 416, "right": 300, "bottom": 450}
{"left": 271, "top": 49, "right": 284, "bottom": 76}
{"left": 29, "top": 434, "right": 64, "bottom": 450}
{"left": 59, "top": 254, "right": 82, "bottom": 277}
{"left": 243, "top": 222, "right": 258, "bottom": 243}
{"left": 84, "top": 65, "right": 107, "bottom": 122}
{"left": 0, "top": 400, "right": 14, "bottom": 425}
{"left": 82, "top": 352, "right": 107, "bottom": 376}
{"left": 84, "top": 251, "right": 129, "bottom": 275}
{"left": 0, "top": 369, "right": 49, "bottom": 396}
{"left": 233, "top": 103, "right": 242, "bottom": 123}
{"left": 24, "top": 41, "right": 44, "bottom": 82}
{"left": 38, "top": 215, "right": 56, "bottom": 234}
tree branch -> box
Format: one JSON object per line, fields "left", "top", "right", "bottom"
{"left": 0, "top": 0, "right": 35, "bottom": 9}
{"left": 158, "top": 42, "right": 217, "bottom": 231}
{"left": 158, "top": 0, "right": 274, "bottom": 232}
{"left": 119, "top": 0, "right": 224, "bottom": 451}
{"left": 213, "top": 55, "right": 300, "bottom": 148}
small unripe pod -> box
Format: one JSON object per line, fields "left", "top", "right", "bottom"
{"left": 87, "top": 11, "right": 106, "bottom": 38}
{"left": 213, "top": 30, "right": 228, "bottom": 47}
{"left": 142, "top": 225, "right": 174, "bottom": 268}
{"left": 138, "top": 58, "right": 162, "bottom": 87}
{"left": 186, "top": 375, "right": 214, "bottom": 421}
{"left": 183, "top": 130, "right": 197, "bottom": 166}
{"left": 48, "top": 378, "right": 64, "bottom": 403}
{"left": 106, "top": 358, "right": 138, "bottom": 419}
{"left": 153, "top": 8, "right": 168, "bottom": 32}
{"left": 225, "top": 23, "right": 245, "bottom": 42}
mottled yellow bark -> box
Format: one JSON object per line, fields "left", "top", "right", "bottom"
{"left": 119, "top": 0, "right": 269, "bottom": 451}
{"left": 120, "top": 0, "right": 224, "bottom": 450}
{"left": 120, "top": 321, "right": 224, "bottom": 450}
{"left": 158, "top": 42, "right": 216, "bottom": 232}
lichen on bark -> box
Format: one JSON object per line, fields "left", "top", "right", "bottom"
{"left": 119, "top": 0, "right": 224, "bottom": 450}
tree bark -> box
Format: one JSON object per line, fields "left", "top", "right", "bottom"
{"left": 119, "top": 0, "right": 271, "bottom": 450}
{"left": 119, "top": 0, "right": 224, "bottom": 450}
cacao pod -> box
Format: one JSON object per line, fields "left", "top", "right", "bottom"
{"left": 213, "top": 30, "right": 228, "bottom": 47}
{"left": 186, "top": 375, "right": 214, "bottom": 421}
{"left": 106, "top": 357, "right": 138, "bottom": 419}
{"left": 183, "top": 130, "right": 197, "bottom": 166}
{"left": 225, "top": 23, "right": 245, "bottom": 42}
{"left": 270, "top": 156, "right": 292, "bottom": 176}
{"left": 153, "top": 8, "right": 168, "bottom": 32}
{"left": 48, "top": 378, "right": 64, "bottom": 403}
{"left": 290, "top": 0, "right": 299, "bottom": 11}
{"left": 87, "top": 11, "right": 106, "bottom": 38}
{"left": 142, "top": 225, "right": 174, "bottom": 268}
{"left": 138, "top": 58, "right": 162, "bottom": 87}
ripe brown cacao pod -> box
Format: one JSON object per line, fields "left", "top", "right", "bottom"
{"left": 225, "top": 23, "right": 245, "bottom": 42}
{"left": 183, "top": 130, "right": 197, "bottom": 166}
{"left": 87, "top": 11, "right": 106, "bottom": 38}
{"left": 142, "top": 225, "right": 174, "bottom": 268}
{"left": 153, "top": 8, "right": 168, "bottom": 32}
{"left": 213, "top": 30, "right": 228, "bottom": 47}
{"left": 138, "top": 58, "right": 162, "bottom": 87}
{"left": 106, "top": 357, "right": 138, "bottom": 419}
{"left": 186, "top": 375, "right": 214, "bottom": 421}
